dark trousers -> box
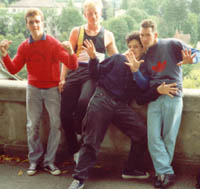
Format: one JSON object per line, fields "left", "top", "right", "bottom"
{"left": 73, "top": 87, "right": 148, "bottom": 181}
{"left": 60, "top": 66, "right": 96, "bottom": 155}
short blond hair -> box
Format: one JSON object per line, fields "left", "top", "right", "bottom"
{"left": 25, "top": 8, "right": 44, "bottom": 23}
{"left": 83, "top": 0, "right": 103, "bottom": 12}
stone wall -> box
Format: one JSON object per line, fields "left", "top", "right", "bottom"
{"left": 1, "top": 80, "right": 200, "bottom": 165}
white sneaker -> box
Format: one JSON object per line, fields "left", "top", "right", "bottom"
{"left": 27, "top": 163, "right": 38, "bottom": 176}
{"left": 73, "top": 152, "right": 80, "bottom": 164}
{"left": 68, "top": 179, "right": 85, "bottom": 189}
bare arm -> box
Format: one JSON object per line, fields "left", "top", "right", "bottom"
{"left": 59, "top": 27, "right": 79, "bottom": 92}
{"left": 104, "top": 30, "right": 118, "bottom": 56}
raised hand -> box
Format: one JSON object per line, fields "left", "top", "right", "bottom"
{"left": 124, "top": 51, "right": 144, "bottom": 72}
{"left": 157, "top": 82, "right": 178, "bottom": 98}
{"left": 0, "top": 40, "right": 12, "bottom": 57}
{"left": 82, "top": 39, "right": 96, "bottom": 59}
{"left": 177, "top": 49, "right": 196, "bottom": 66}
{"left": 61, "top": 41, "right": 74, "bottom": 55}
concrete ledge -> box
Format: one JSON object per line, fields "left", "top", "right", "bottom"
{"left": 1, "top": 80, "right": 200, "bottom": 166}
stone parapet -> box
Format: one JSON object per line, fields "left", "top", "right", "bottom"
{"left": 0, "top": 80, "right": 200, "bottom": 165}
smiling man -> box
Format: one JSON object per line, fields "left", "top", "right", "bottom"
{"left": 59, "top": 0, "right": 118, "bottom": 164}
{"left": 0, "top": 8, "right": 78, "bottom": 176}
{"left": 137, "top": 19, "right": 197, "bottom": 188}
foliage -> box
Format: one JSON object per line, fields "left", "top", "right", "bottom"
{"left": 0, "top": 0, "right": 200, "bottom": 86}
{"left": 183, "top": 69, "right": 200, "bottom": 88}
{"left": 103, "top": 15, "right": 133, "bottom": 53}
{"left": 127, "top": 8, "right": 149, "bottom": 24}
{"left": 190, "top": 0, "right": 200, "bottom": 14}
{"left": 0, "top": 9, "right": 10, "bottom": 35}
{"left": 57, "top": 6, "right": 84, "bottom": 39}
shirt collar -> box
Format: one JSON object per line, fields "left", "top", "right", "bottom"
{"left": 28, "top": 33, "right": 46, "bottom": 44}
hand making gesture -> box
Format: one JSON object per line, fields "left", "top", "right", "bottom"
{"left": 124, "top": 51, "right": 144, "bottom": 72}
{"left": 177, "top": 49, "right": 196, "bottom": 66}
{"left": 0, "top": 40, "right": 12, "bottom": 57}
{"left": 82, "top": 39, "right": 97, "bottom": 59}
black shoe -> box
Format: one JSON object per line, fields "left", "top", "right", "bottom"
{"left": 154, "top": 175, "right": 165, "bottom": 188}
{"left": 161, "top": 174, "right": 176, "bottom": 188}
{"left": 122, "top": 169, "right": 150, "bottom": 179}
{"left": 44, "top": 164, "right": 61, "bottom": 176}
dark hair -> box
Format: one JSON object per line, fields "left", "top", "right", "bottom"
{"left": 140, "top": 19, "right": 157, "bottom": 32}
{"left": 126, "top": 31, "right": 143, "bottom": 47}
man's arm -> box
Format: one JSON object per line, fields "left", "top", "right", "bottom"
{"left": 135, "top": 82, "right": 178, "bottom": 105}
{"left": 59, "top": 27, "right": 79, "bottom": 92}
{"left": 104, "top": 30, "right": 118, "bottom": 56}
{"left": 0, "top": 39, "right": 25, "bottom": 74}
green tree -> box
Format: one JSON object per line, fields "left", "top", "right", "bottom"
{"left": 190, "top": 0, "right": 200, "bottom": 15}
{"left": 160, "top": 0, "right": 189, "bottom": 37}
{"left": 126, "top": 8, "right": 148, "bottom": 23}
{"left": 103, "top": 16, "right": 132, "bottom": 53}
{"left": 9, "top": 11, "right": 28, "bottom": 38}
{"left": 41, "top": 8, "right": 60, "bottom": 37}
{"left": 0, "top": 9, "right": 10, "bottom": 35}
{"left": 182, "top": 12, "right": 198, "bottom": 45}
{"left": 120, "top": 0, "right": 128, "bottom": 10}
{"left": 57, "top": 6, "right": 84, "bottom": 39}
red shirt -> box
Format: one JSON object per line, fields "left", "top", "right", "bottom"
{"left": 2, "top": 34, "right": 78, "bottom": 88}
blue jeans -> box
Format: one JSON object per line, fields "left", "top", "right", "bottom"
{"left": 26, "top": 85, "right": 61, "bottom": 166}
{"left": 147, "top": 95, "right": 183, "bottom": 175}
{"left": 73, "top": 87, "right": 148, "bottom": 181}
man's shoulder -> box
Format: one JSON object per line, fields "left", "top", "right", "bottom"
{"left": 159, "top": 38, "right": 183, "bottom": 46}
{"left": 104, "top": 29, "right": 114, "bottom": 37}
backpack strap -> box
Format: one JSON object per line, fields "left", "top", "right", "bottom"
{"left": 76, "top": 25, "right": 84, "bottom": 57}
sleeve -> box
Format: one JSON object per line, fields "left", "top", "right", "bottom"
{"left": 191, "top": 48, "right": 200, "bottom": 64}
{"left": 53, "top": 38, "right": 78, "bottom": 70}
{"left": 135, "top": 84, "right": 160, "bottom": 105}
{"left": 133, "top": 70, "right": 149, "bottom": 90}
{"left": 2, "top": 43, "right": 26, "bottom": 74}
{"left": 88, "top": 57, "right": 101, "bottom": 80}
{"left": 88, "top": 55, "right": 116, "bottom": 80}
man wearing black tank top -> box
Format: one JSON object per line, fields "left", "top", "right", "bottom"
{"left": 59, "top": 0, "right": 118, "bottom": 162}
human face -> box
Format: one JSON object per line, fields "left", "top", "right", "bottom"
{"left": 140, "top": 27, "right": 157, "bottom": 51}
{"left": 84, "top": 6, "right": 101, "bottom": 26}
{"left": 128, "top": 39, "right": 143, "bottom": 60}
{"left": 26, "top": 15, "right": 44, "bottom": 41}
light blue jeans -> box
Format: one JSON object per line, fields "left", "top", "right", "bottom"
{"left": 26, "top": 85, "right": 61, "bottom": 166}
{"left": 147, "top": 95, "right": 183, "bottom": 175}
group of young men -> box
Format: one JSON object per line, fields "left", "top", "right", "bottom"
{"left": 0, "top": 0, "right": 198, "bottom": 189}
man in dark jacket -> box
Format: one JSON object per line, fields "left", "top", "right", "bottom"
{"left": 68, "top": 33, "right": 177, "bottom": 189}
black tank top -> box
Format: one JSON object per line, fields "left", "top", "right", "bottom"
{"left": 83, "top": 27, "right": 106, "bottom": 54}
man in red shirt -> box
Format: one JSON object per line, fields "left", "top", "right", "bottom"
{"left": 0, "top": 8, "right": 78, "bottom": 176}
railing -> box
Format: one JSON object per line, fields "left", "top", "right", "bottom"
{"left": 1, "top": 80, "right": 200, "bottom": 165}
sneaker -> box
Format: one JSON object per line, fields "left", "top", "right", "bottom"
{"left": 68, "top": 179, "right": 85, "bottom": 189}
{"left": 161, "top": 174, "right": 176, "bottom": 188}
{"left": 73, "top": 152, "right": 80, "bottom": 164}
{"left": 122, "top": 169, "right": 150, "bottom": 179}
{"left": 44, "top": 164, "right": 61, "bottom": 176}
{"left": 154, "top": 175, "right": 165, "bottom": 188}
{"left": 27, "top": 163, "right": 38, "bottom": 176}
